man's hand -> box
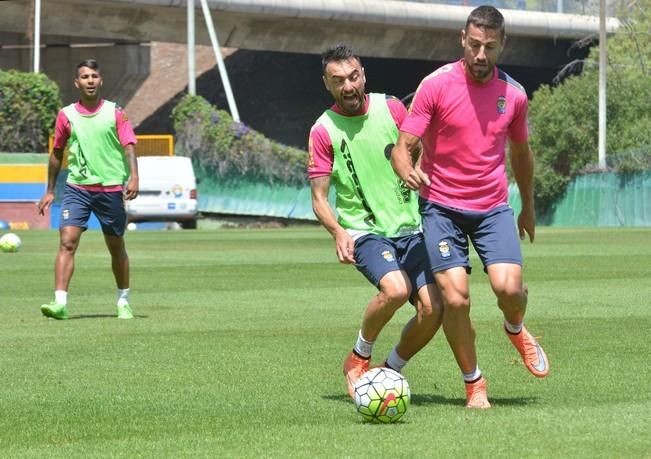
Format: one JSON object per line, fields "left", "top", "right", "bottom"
{"left": 37, "top": 191, "right": 55, "bottom": 216}
{"left": 124, "top": 176, "right": 139, "bottom": 200}
{"left": 334, "top": 229, "right": 356, "bottom": 264}
{"left": 404, "top": 164, "right": 430, "bottom": 190}
{"left": 517, "top": 206, "right": 536, "bottom": 243}
{"left": 391, "top": 132, "right": 429, "bottom": 191}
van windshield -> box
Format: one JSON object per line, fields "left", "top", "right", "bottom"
{"left": 138, "top": 158, "right": 194, "bottom": 183}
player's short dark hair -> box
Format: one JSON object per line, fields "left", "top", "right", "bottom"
{"left": 465, "top": 5, "right": 505, "bottom": 39}
{"left": 321, "top": 44, "right": 362, "bottom": 74}
{"left": 76, "top": 59, "right": 100, "bottom": 77}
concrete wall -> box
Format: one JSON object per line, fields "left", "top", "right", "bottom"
{"left": 0, "top": 0, "right": 615, "bottom": 67}
{"left": 0, "top": 202, "right": 49, "bottom": 230}
{"left": 0, "top": 32, "right": 149, "bottom": 107}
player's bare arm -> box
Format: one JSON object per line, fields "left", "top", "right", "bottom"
{"left": 310, "top": 175, "right": 356, "bottom": 264}
{"left": 38, "top": 147, "right": 64, "bottom": 215}
{"left": 411, "top": 140, "right": 423, "bottom": 165}
{"left": 509, "top": 139, "right": 535, "bottom": 242}
{"left": 123, "top": 143, "right": 139, "bottom": 200}
{"left": 391, "top": 132, "right": 430, "bottom": 190}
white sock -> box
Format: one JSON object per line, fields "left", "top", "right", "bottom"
{"left": 117, "top": 288, "right": 130, "bottom": 307}
{"left": 505, "top": 320, "right": 523, "bottom": 334}
{"left": 385, "top": 347, "right": 408, "bottom": 372}
{"left": 55, "top": 290, "right": 67, "bottom": 306}
{"left": 353, "top": 330, "right": 374, "bottom": 358}
{"left": 463, "top": 366, "right": 482, "bottom": 383}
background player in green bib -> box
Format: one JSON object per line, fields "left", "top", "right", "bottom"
{"left": 38, "top": 59, "right": 139, "bottom": 320}
{"left": 309, "top": 44, "right": 443, "bottom": 398}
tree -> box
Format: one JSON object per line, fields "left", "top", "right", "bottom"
{"left": 0, "top": 70, "right": 61, "bottom": 153}
{"left": 527, "top": 0, "right": 651, "bottom": 212}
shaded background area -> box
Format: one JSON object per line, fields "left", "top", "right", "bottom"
{"left": 136, "top": 49, "right": 581, "bottom": 150}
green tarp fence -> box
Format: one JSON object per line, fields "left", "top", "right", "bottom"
{"left": 199, "top": 169, "right": 651, "bottom": 227}
{"left": 2, "top": 154, "right": 650, "bottom": 226}
{"left": 509, "top": 172, "right": 651, "bottom": 226}
{"left": 197, "top": 174, "right": 318, "bottom": 220}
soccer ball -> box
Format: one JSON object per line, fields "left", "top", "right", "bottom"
{"left": 353, "top": 367, "right": 410, "bottom": 423}
{"left": 0, "top": 233, "right": 21, "bottom": 253}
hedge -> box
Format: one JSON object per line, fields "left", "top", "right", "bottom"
{"left": 172, "top": 95, "right": 307, "bottom": 187}
{"left": 0, "top": 69, "right": 61, "bottom": 153}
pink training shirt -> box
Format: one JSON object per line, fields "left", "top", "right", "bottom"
{"left": 308, "top": 94, "right": 408, "bottom": 179}
{"left": 53, "top": 99, "right": 137, "bottom": 191}
{"left": 400, "top": 60, "right": 529, "bottom": 211}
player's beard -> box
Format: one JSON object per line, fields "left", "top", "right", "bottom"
{"left": 338, "top": 89, "right": 364, "bottom": 115}
{"left": 470, "top": 62, "right": 492, "bottom": 82}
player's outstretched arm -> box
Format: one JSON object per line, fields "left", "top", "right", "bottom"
{"left": 391, "top": 132, "right": 429, "bottom": 191}
{"left": 310, "top": 176, "right": 355, "bottom": 264}
{"left": 510, "top": 139, "right": 535, "bottom": 242}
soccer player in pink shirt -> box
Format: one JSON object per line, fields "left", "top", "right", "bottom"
{"left": 38, "top": 59, "right": 139, "bottom": 320}
{"left": 392, "top": 6, "right": 549, "bottom": 408}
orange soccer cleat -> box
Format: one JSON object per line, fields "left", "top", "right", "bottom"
{"left": 465, "top": 377, "right": 491, "bottom": 409}
{"left": 506, "top": 326, "right": 549, "bottom": 378}
{"left": 343, "top": 351, "right": 370, "bottom": 399}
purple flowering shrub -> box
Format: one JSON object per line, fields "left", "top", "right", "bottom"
{"left": 172, "top": 95, "right": 307, "bottom": 186}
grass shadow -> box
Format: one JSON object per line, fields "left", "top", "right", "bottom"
{"left": 323, "top": 392, "right": 538, "bottom": 408}
{"left": 412, "top": 392, "right": 537, "bottom": 407}
{"left": 322, "top": 394, "right": 351, "bottom": 404}
{"left": 69, "top": 314, "right": 149, "bottom": 320}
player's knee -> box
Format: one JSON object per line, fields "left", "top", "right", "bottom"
{"left": 379, "top": 284, "right": 410, "bottom": 308}
{"left": 442, "top": 291, "right": 470, "bottom": 312}
{"left": 493, "top": 281, "right": 525, "bottom": 304}
{"left": 418, "top": 300, "right": 442, "bottom": 325}
{"left": 59, "top": 238, "right": 78, "bottom": 254}
{"left": 105, "top": 235, "right": 126, "bottom": 255}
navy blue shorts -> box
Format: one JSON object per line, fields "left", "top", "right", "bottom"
{"left": 354, "top": 232, "right": 434, "bottom": 293}
{"left": 60, "top": 184, "right": 127, "bottom": 236}
{"left": 420, "top": 198, "right": 522, "bottom": 274}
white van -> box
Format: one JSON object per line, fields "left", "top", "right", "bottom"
{"left": 126, "top": 156, "right": 198, "bottom": 229}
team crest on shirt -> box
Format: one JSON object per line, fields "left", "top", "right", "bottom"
{"left": 381, "top": 250, "right": 395, "bottom": 262}
{"left": 438, "top": 240, "right": 451, "bottom": 258}
{"left": 496, "top": 96, "right": 507, "bottom": 114}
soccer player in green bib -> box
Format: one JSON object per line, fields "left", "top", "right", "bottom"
{"left": 38, "top": 59, "right": 139, "bottom": 320}
{"left": 309, "top": 44, "right": 443, "bottom": 398}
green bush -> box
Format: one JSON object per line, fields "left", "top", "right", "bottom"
{"left": 172, "top": 95, "right": 307, "bottom": 186}
{"left": 527, "top": 0, "right": 651, "bottom": 212}
{"left": 0, "top": 69, "right": 61, "bottom": 153}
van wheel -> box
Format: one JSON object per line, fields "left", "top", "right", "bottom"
{"left": 180, "top": 219, "right": 197, "bottom": 230}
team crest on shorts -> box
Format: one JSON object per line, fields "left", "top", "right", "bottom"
{"left": 381, "top": 250, "right": 395, "bottom": 262}
{"left": 62, "top": 209, "right": 70, "bottom": 220}
{"left": 438, "top": 240, "right": 451, "bottom": 258}
{"left": 497, "top": 96, "right": 507, "bottom": 114}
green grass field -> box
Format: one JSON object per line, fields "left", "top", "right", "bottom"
{"left": 1, "top": 227, "right": 650, "bottom": 458}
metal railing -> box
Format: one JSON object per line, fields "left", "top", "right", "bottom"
{"left": 403, "top": 0, "right": 617, "bottom": 15}
{"left": 48, "top": 134, "right": 174, "bottom": 168}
